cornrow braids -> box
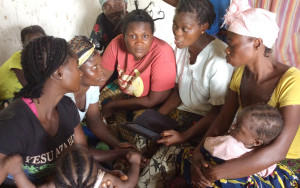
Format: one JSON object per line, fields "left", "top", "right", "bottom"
{"left": 54, "top": 145, "right": 98, "bottom": 188}
{"left": 18, "top": 36, "right": 74, "bottom": 99}
{"left": 176, "top": 0, "right": 216, "bottom": 29}
{"left": 21, "top": 25, "right": 46, "bottom": 44}
{"left": 241, "top": 104, "right": 283, "bottom": 145}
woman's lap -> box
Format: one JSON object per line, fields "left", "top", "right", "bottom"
{"left": 136, "top": 109, "right": 202, "bottom": 188}
{"left": 170, "top": 148, "right": 300, "bottom": 188}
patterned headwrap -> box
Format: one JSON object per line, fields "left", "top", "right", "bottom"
{"left": 99, "top": 0, "right": 127, "bottom": 7}
{"left": 68, "top": 36, "right": 95, "bottom": 67}
{"left": 223, "top": 0, "right": 279, "bottom": 48}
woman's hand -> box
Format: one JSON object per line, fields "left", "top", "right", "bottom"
{"left": 3, "top": 155, "right": 24, "bottom": 177}
{"left": 157, "top": 130, "right": 186, "bottom": 146}
{"left": 101, "top": 100, "right": 116, "bottom": 119}
{"left": 110, "top": 170, "right": 128, "bottom": 181}
{"left": 101, "top": 180, "right": 116, "bottom": 188}
{"left": 190, "top": 149, "right": 212, "bottom": 187}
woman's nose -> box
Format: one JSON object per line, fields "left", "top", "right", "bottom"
{"left": 174, "top": 28, "right": 182, "bottom": 37}
{"left": 135, "top": 37, "right": 143, "bottom": 45}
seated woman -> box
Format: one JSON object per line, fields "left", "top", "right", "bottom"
{"left": 0, "top": 36, "right": 124, "bottom": 186}
{"left": 137, "top": 0, "right": 234, "bottom": 187}
{"left": 0, "top": 25, "right": 46, "bottom": 108}
{"left": 187, "top": 0, "right": 300, "bottom": 187}
{"left": 66, "top": 36, "right": 136, "bottom": 159}
{"left": 0, "top": 36, "right": 86, "bottom": 185}
{"left": 100, "top": 6, "right": 176, "bottom": 142}
{"left": 196, "top": 104, "right": 299, "bottom": 187}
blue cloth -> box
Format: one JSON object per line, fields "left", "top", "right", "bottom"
{"left": 207, "top": 0, "right": 230, "bottom": 42}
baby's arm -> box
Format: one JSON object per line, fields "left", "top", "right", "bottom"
{"left": 101, "top": 151, "right": 141, "bottom": 188}
{"left": 0, "top": 155, "right": 35, "bottom": 188}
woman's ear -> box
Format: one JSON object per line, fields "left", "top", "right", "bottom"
{"left": 253, "top": 38, "right": 262, "bottom": 49}
{"left": 52, "top": 69, "right": 63, "bottom": 80}
{"left": 200, "top": 22, "right": 209, "bottom": 32}
{"left": 253, "top": 139, "right": 263, "bottom": 147}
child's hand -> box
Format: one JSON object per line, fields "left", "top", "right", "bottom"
{"left": 110, "top": 170, "right": 128, "bottom": 181}
{"left": 3, "top": 155, "right": 23, "bottom": 176}
{"left": 126, "top": 151, "right": 141, "bottom": 165}
{"left": 101, "top": 180, "right": 116, "bottom": 188}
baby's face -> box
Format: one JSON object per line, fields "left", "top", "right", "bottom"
{"left": 230, "top": 118, "right": 257, "bottom": 149}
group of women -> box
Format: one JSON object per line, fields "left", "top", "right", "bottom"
{"left": 0, "top": 0, "right": 300, "bottom": 187}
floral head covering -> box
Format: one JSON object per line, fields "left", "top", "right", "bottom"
{"left": 223, "top": 0, "right": 279, "bottom": 48}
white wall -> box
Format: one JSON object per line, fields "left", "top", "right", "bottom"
{"left": 0, "top": 0, "right": 175, "bottom": 65}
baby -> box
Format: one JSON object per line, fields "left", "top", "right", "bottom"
{"left": 54, "top": 145, "right": 141, "bottom": 188}
{"left": 204, "top": 104, "right": 283, "bottom": 177}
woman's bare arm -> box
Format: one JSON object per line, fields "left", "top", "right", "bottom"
{"left": 11, "top": 69, "right": 27, "bottom": 87}
{"left": 102, "top": 89, "right": 172, "bottom": 118}
{"left": 157, "top": 84, "right": 182, "bottom": 116}
{"left": 191, "top": 89, "right": 239, "bottom": 187}
{"left": 205, "top": 105, "right": 300, "bottom": 181}
{"left": 86, "top": 103, "right": 121, "bottom": 147}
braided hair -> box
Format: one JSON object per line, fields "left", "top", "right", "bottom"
{"left": 122, "top": 9, "right": 155, "bottom": 35}
{"left": 20, "top": 25, "right": 46, "bottom": 45}
{"left": 122, "top": 1, "right": 165, "bottom": 35}
{"left": 176, "top": 0, "right": 216, "bottom": 29}
{"left": 240, "top": 104, "right": 283, "bottom": 145}
{"left": 19, "top": 36, "right": 75, "bottom": 99}
{"left": 54, "top": 145, "right": 98, "bottom": 188}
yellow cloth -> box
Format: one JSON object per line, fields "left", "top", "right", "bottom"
{"left": 0, "top": 51, "right": 22, "bottom": 101}
{"left": 229, "top": 65, "right": 300, "bottom": 159}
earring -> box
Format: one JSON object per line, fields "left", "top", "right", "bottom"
{"left": 59, "top": 76, "right": 63, "bottom": 80}
{"left": 201, "top": 31, "right": 204, "bottom": 34}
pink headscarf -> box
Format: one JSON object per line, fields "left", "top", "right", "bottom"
{"left": 223, "top": 0, "right": 279, "bottom": 48}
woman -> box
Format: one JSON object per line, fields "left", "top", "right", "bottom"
{"left": 66, "top": 36, "right": 136, "bottom": 161}
{"left": 137, "top": 0, "right": 234, "bottom": 187}
{"left": 0, "top": 36, "right": 118, "bottom": 187}
{"left": 189, "top": 0, "right": 300, "bottom": 187}
{"left": 90, "top": 0, "right": 127, "bottom": 53}
{"left": 0, "top": 36, "right": 86, "bottom": 185}
{"left": 100, "top": 7, "right": 176, "bottom": 142}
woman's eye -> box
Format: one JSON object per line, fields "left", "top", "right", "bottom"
{"left": 183, "top": 28, "right": 189, "bottom": 32}
{"left": 92, "top": 65, "right": 98, "bottom": 70}
{"left": 130, "top": 35, "right": 135, "bottom": 39}
{"left": 144, "top": 34, "right": 149, "bottom": 38}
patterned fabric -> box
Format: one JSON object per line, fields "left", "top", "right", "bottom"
{"left": 280, "top": 159, "right": 300, "bottom": 174}
{"left": 248, "top": 0, "right": 300, "bottom": 68}
{"left": 137, "top": 109, "right": 202, "bottom": 188}
{"left": 90, "top": 13, "right": 120, "bottom": 53}
{"left": 171, "top": 148, "right": 300, "bottom": 188}
{"left": 224, "top": 0, "right": 279, "bottom": 48}
{"left": 99, "top": 80, "right": 143, "bottom": 143}
{"left": 68, "top": 36, "right": 95, "bottom": 67}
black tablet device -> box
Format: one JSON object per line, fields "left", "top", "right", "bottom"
{"left": 122, "top": 109, "right": 178, "bottom": 140}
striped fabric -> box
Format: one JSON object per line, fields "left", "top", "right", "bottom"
{"left": 248, "top": 0, "right": 300, "bottom": 68}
